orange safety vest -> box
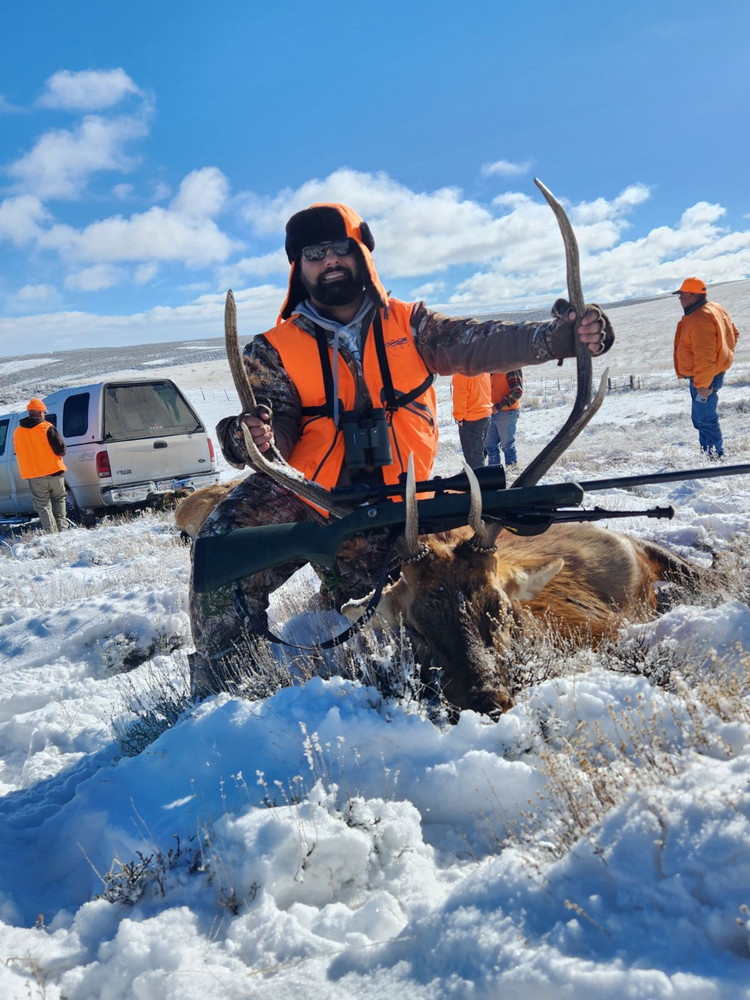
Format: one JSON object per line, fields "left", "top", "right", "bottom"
{"left": 490, "top": 372, "right": 521, "bottom": 410}
{"left": 265, "top": 298, "right": 438, "bottom": 490}
{"left": 13, "top": 421, "right": 67, "bottom": 479}
{"left": 452, "top": 373, "right": 492, "bottom": 421}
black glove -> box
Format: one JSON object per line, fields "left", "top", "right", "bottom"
{"left": 533, "top": 299, "right": 615, "bottom": 364}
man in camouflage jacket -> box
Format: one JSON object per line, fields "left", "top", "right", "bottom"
{"left": 190, "top": 202, "right": 614, "bottom": 696}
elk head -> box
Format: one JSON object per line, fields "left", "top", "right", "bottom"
{"left": 350, "top": 457, "right": 565, "bottom": 716}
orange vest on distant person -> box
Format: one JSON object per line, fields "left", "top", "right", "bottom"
{"left": 452, "top": 373, "right": 492, "bottom": 421}
{"left": 265, "top": 298, "right": 438, "bottom": 490}
{"left": 490, "top": 372, "right": 521, "bottom": 410}
{"left": 13, "top": 420, "right": 66, "bottom": 479}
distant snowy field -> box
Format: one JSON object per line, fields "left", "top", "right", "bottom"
{"left": 1, "top": 285, "right": 749, "bottom": 999}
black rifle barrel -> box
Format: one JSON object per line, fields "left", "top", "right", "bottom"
{"left": 193, "top": 480, "right": 583, "bottom": 593}
{"left": 577, "top": 463, "right": 750, "bottom": 493}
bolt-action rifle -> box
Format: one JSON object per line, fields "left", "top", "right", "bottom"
{"left": 190, "top": 463, "right": 750, "bottom": 594}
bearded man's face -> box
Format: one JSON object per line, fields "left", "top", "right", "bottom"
{"left": 299, "top": 245, "right": 365, "bottom": 307}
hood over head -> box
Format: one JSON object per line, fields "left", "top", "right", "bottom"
{"left": 279, "top": 203, "right": 388, "bottom": 320}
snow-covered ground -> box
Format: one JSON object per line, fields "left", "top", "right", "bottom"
{"left": 1, "top": 287, "right": 749, "bottom": 999}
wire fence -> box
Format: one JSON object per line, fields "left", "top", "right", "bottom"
{"left": 186, "top": 368, "right": 750, "bottom": 413}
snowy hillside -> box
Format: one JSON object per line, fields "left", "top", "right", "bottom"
{"left": 1, "top": 287, "right": 749, "bottom": 999}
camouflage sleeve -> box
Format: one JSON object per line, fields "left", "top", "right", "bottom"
{"left": 215, "top": 334, "right": 301, "bottom": 468}
{"left": 411, "top": 302, "right": 555, "bottom": 376}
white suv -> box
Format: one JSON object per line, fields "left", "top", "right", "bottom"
{"left": 0, "top": 378, "right": 219, "bottom": 524}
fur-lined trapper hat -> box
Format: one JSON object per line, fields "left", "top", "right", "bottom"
{"left": 279, "top": 203, "right": 388, "bottom": 320}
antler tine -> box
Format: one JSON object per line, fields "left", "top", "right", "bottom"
{"left": 401, "top": 453, "right": 421, "bottom": 556}
{"left": 224, "top": 290, "right": 351, "bottom": 518}
{"left": 464, "top": 462, "right": 503, "bottom": 550}
{"left": 512, "top": 180, "right": 608, "bottom": 490}
{"left": 465, "top": 462, "right": 484, "bottom": 534}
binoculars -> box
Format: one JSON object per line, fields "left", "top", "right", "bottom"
{"left": 340, "top": 409, "right": 393, "bottom": 470}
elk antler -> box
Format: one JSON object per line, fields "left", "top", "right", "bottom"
{"left": 224, "top": 289, "right": 351, "bottom": 518}
{"left": 512, "top": 180, "right": 609, "bottom": 489}
{"left": 398, "top": 454, "right": 431, "bottom": 562}
{"left": 464, "top": 462, "right": 503, "bottom": 550}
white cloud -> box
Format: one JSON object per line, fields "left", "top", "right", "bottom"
{"left": 410, "top": 280, "right": 445, "bottom": 298}
{"left": 135, "top": 262, "right": 159, "bottom": 284}
{"left": 65, "top": 264, "right": 123, "bottom": 292}
{"left": 112, "top": 183, "right": 134, "bottom": 200}
{"left": 40, "top": 202, "right": 239, "bottom": 267}
{"left": 170, "top": 167, "right": 229, "bottom": 219}
{"left": 442, "top": 189, "right": 750, "bottom": 312}
{"left": 0, "top": 94, "right": 23, "bottom": 113}
{"left": 16, "top": 283, "right": 57, "bottom": 302}
{"left": 572, "top": 184, "right": 650, "bottom": 225}
{"left": 240, "top": 168, "right": 522, "bottom": 277}
{"left": 0, "top": 195, "right": 50, "bottom": 244}
{"left": 234, "top": 168, "right": 745, "bottom": 314}
{"left": 678, "top": 201, "right": 725, "bottom": 229}
{"left": 0, "top": 283, "right": 283, "bottom": 351}
{"left": 7, "top": 113, "right": 149, "bottom": 200}
{"left": 218, "top": 248, "right": 289, "bottom": 288}
{"left": 6, "top": 283, "right": 61, "bottom": 313}
{"left": 481, "top": 159, "right": 532, "bottom": 177}
{"left": 151, "top": 181, "right": 171, "bottom": 202}
{"left": 36, "top": 69, "right": 141, "bottom": 111}
{"left": 3, "top": 156, "right": 749, "bottom": 344}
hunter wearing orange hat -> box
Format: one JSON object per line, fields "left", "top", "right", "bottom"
{"left": 189, "top": 202, "right": 617, "bottom": 696}
{"left": 672, "top": 277, "right": 739, "bottom": 459}
{"left": 13, "top": 398, "right": 69, "bottom": 532}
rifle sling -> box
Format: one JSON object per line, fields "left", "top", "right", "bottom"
{"left": 233, "top": 538, "right": 399, "bottom": 650}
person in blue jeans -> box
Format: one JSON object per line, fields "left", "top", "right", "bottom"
{"left": 688, "top": 371, "right": 725, "bottom": 457}
{"left": 672, "top": 277, "right": 739, "bottom": 459}
{"left": 486, "top": 370, "right": 523, "bottom": 466}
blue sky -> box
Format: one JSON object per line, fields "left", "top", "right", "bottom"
{"left": 1, "top": 0, "right": 748, "bottom": 354}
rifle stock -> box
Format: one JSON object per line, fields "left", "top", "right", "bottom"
{"left": 193, "top": 481, "right": 585, "bottom": 593}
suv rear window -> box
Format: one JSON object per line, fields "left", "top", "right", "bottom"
{"left": 103, "top": 382, "right": 203, "bottom": 442}
{"left": 61, "top": 394, "right": 88, "bottom": 437}
{"left": 0, "top": 418, "right": 8, "bottom": 456}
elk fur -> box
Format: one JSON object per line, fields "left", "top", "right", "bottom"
{"left": 343, "top": 520, "right": 700, "bottom": 717}
{"left": 174, "top": 479, "right": 242, "bottom": 538}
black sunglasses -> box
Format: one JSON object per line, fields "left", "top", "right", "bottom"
{"left": 300, "top": 238, "right": 354, "bottom": 262}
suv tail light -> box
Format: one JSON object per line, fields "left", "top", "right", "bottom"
{"left": 96, "top": 450, "right": 112, "bottom": 478}
{"left": 207, "top": 437, "right": 216, "bottom": 463}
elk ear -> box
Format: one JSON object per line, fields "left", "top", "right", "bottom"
{"left": 504, "top": 558, "right": 564, "bottom": 602}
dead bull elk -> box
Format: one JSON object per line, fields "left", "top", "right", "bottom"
{"left": 342, "top": 460, "right": 699, "bottom": 716}
{"left": 185, "top": 180, "right": 701, "bottom": 715}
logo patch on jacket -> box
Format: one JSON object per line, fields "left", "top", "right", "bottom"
{"left": 385, "top": 337, "right": 409, "bottom": 349}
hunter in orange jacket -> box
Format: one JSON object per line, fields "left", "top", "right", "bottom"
{"left": 452, "top": 373, "right": 492, "bottom": 468}
{"left": 190, "top": 202, "right": 616, "bottom": 696}
{"left": 451, "top": 373, "right": 492, "bottom": 422}
{"left": 671, "top": 277, "right": 739, "bottom": 458}
{"left": 673, "top": 299, "right": 739, "bottom": 389}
